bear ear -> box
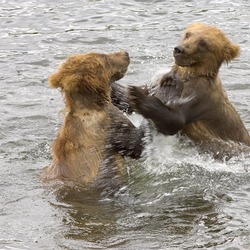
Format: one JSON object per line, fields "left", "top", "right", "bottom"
{"left": 224, "top": 43, "right": 240, "bottom": 62}
{"left": 48, "top": 71, "right": 63, "bottom": 88}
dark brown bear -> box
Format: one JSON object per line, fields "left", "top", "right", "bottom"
{"left": 42, "top": 51, "right": 145, "bottom": 188}
{"left": 112, "top": 23, "right": 250, "bottom": 158}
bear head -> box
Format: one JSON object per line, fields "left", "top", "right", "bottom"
{"left": 173, "top": 23, "right": 240, "bottom": 77}
{"left": 49, "top": 51, "right": 130, "bottom": 109}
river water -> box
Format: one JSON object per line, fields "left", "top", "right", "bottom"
{"left": 1, "top": 0, "right": 250, "bottom": 249}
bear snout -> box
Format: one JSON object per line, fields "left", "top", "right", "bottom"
{"left": 123, "top": 51, "right": 129, "bottom": 57}
{"left": 112, "top": 50, "right": 130, "bottom": 60}
{"left": 173, "top": 46, "right": 185, "bottom": 57}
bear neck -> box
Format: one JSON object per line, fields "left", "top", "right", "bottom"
{"left": 64, "top": 91, "right": 111, "bottom": 112}
{"left": 173, "top": 63, "right": 220, "bottom": 79}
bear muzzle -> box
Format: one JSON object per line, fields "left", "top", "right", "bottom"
{"left": 174, "top": 46, "right": 185, "bottom": 57}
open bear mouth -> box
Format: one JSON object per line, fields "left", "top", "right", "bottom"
{"left": 118, "top": 68, "right": 128, "bottom": 77}
{"left": 110, "top": 69, "right": 128, "bottom": 83}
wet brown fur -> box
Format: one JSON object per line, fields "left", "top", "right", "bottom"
{"left": 42, "top": 51, "right": 144, "bottom": 187}
{"left": 115, "top": 23, "right": 250, "bottom": 158}
{"left": 171, "top": 23, "right": 250, "bottom": 146}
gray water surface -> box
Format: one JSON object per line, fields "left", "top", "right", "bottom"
{"left": 1, "top": 0, "right": 250, "bottom": 249}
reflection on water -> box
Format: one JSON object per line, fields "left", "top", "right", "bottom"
{"left": 44, "top": 142, "right": 250, "bottom": 249}
{"left": 1, "top": 0, "right": 250, "bottom": 249}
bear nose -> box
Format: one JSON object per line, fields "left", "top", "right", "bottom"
{"left": 124, "top": 51, "right": 129, "bottom": 57}
{"left": 120, "top": 50, "right": 129, "bottom": 57}
{"left": 174, "top": 46, "right": 184, "bottom": 56}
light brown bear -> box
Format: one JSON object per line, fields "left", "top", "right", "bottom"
{"left": 112, "top": 23, "right": 250, "bottom": 158}
{"left": 42, "top": 51, "right": 145, "bottom": 189}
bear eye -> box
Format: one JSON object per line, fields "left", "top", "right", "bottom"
{"left": 185, "top": 32, "right": 191, "bottom": 39}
